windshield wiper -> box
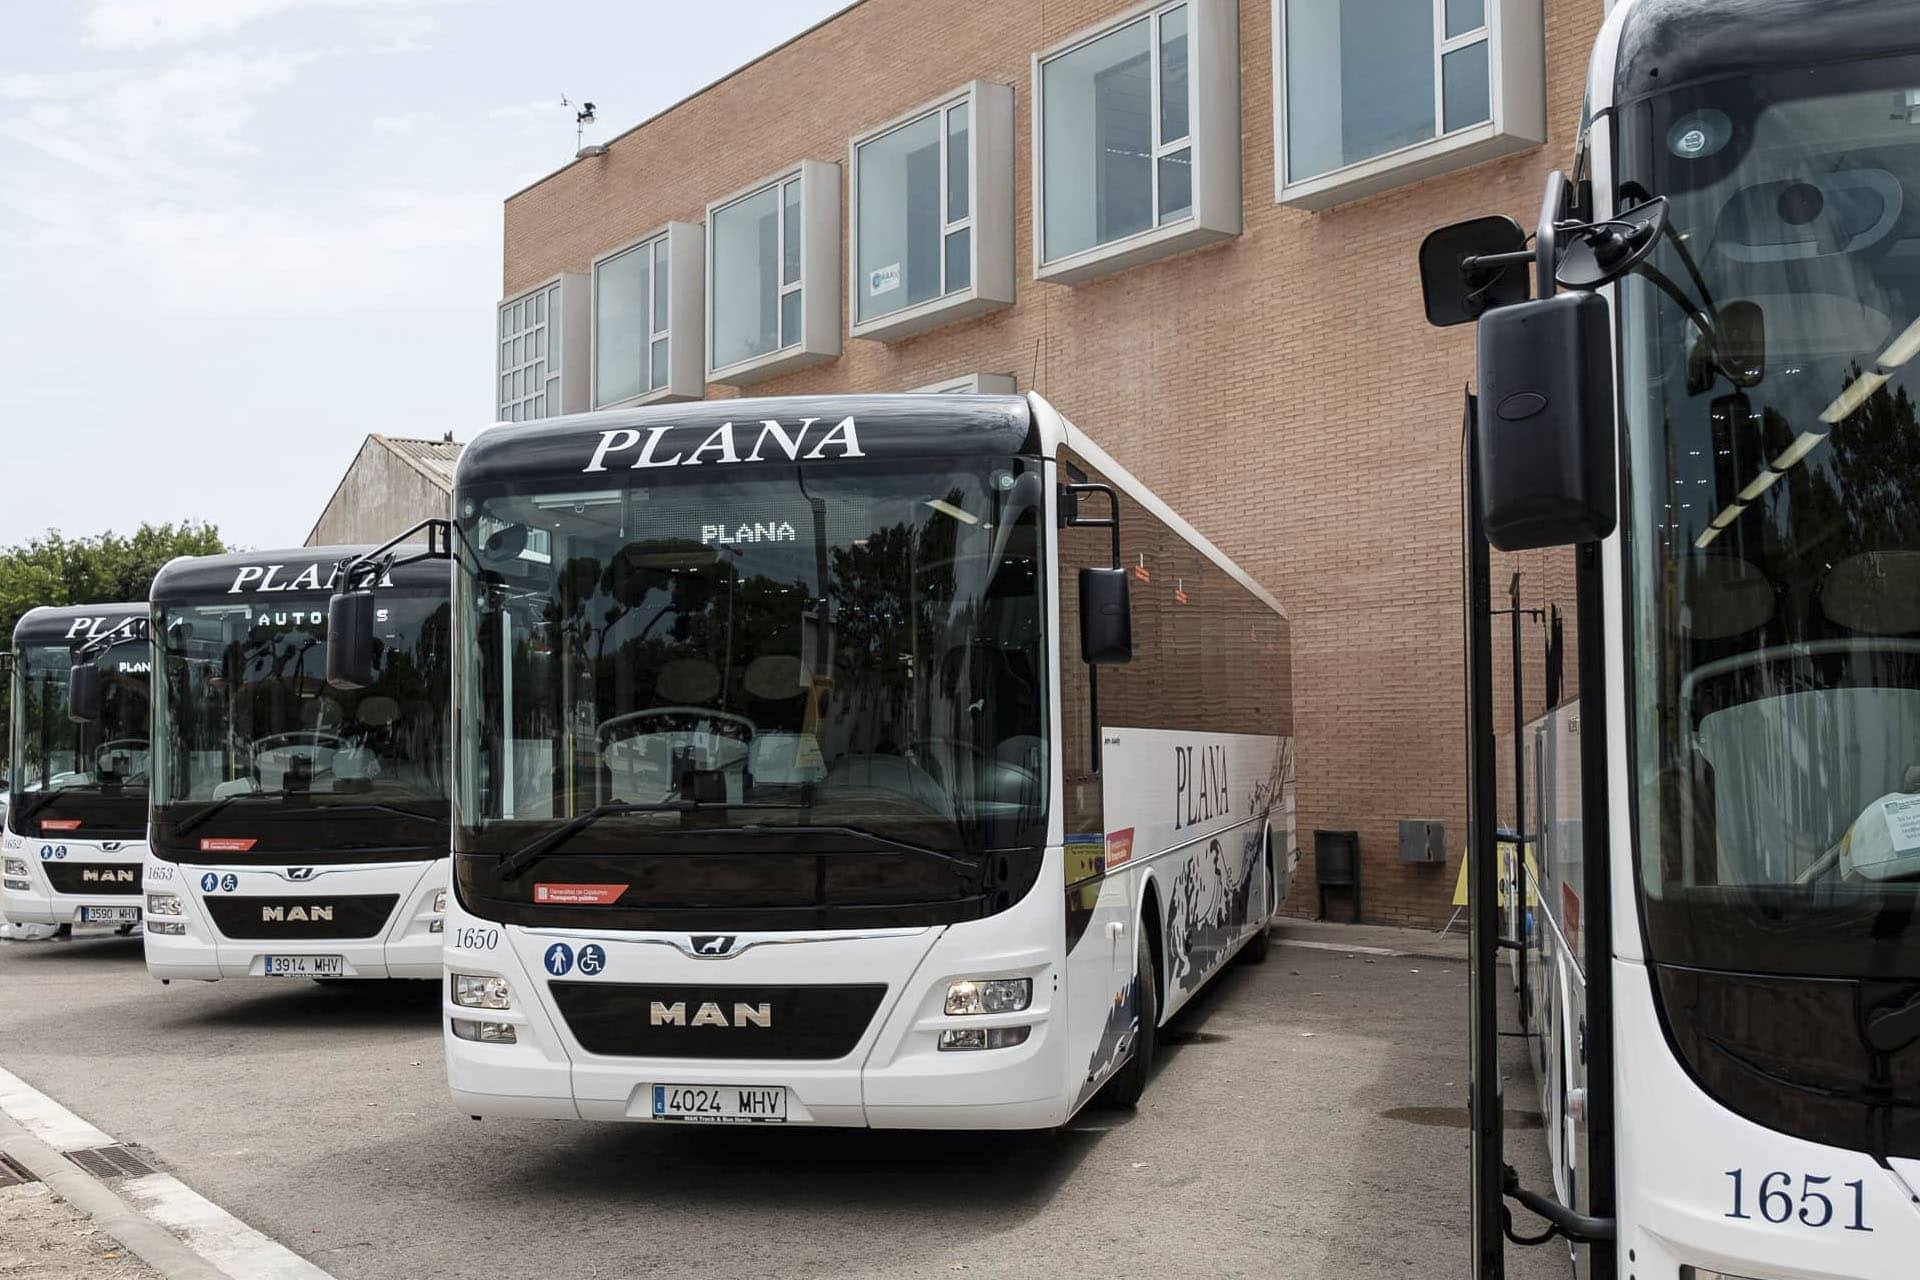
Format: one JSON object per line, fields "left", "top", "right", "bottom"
{"left": 12, "top": 787, "right": 74, "bottom": 825}
{"left": 495, "top": 801, "right": 794, "bottom": 881}
{"left": 173, "top": 796, "right": 444, "bottom": 839}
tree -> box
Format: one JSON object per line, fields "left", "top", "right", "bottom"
{"left": 0, "top": 522, "right": 225, "bottom": 771}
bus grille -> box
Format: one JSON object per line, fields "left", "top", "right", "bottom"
{"left": 42, "top": 863, "right": 142, "bottom": 896}
{"left": 203, "top": 895, "right": 399, "bottom": 940}
{"left": 548, "top": 982, "right": 888, "bottom": 1060}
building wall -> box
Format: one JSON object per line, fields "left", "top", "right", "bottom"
{"left": 501, "top": 0, "right": 1606, "bottom": 925}
{"left": 307, "top": 441, "right": 450, "bottom": 548}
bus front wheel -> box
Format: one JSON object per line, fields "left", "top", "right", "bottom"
{"left": 1105, "top": 932, "right": 1159, "bottom": 1109}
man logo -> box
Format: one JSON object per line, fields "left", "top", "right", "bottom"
{"left": 690, "top": 935, "right": 737, "bottom": 956}
{"left": 261, "top": 905, "right": 333, "bottom": 923}
{"left": 649, "top": 1000, "right": 773, "bottom": 1028}
{"left": 286, "top": 867, "right": 316, "bottom": 881}
{"left": 80, "top": 867, "right": 136, "bottom": 884}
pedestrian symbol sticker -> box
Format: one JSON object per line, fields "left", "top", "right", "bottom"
{"left": 578, "top": 944, "right": 606, "bottom": 976}
{"left": 200, "top": 873, "right": 218, "bottom": 892}
{"left": 544, "top": 943, "right": 574, "bottom": 976}
{"left": 220, "top": 873, "right": 238, "bottom": 892}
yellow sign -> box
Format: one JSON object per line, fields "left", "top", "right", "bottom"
{"left": 1453, "top": 840, "right": 1540, "bottom": 908}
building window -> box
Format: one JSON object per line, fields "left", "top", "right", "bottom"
{"left": 706, "top": 159, "right": 840, "bottom": 386}
{"left": 496, "top": 273, "right": 588, "bottom": 422}
{"left": 1274, "top": 0, "right": 1544, "bottom": 210}
{"left": 592, "top": 222, "right": 703, "bottom": 407}
{"left": 850, "top": 81, "right": 1014, "bottom": 343}
{"left": 1034, "top": 0, "right": 1239, "bottom": 285}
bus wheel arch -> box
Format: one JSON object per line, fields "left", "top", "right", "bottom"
{"left": 1103, "top": 876, "right": 1163, "bottom": 1110}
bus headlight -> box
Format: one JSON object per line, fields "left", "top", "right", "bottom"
{"left": 3, "top": 880, "right": 30, "bottom": 892}
{"left": 145, "top": 893, "right": 183, "bottom": 917}
{"left": 431, "top": 889, "right": 447, "bottom": 914}
{"left": 945, "top": 978, "right": 1031, "bottom": 1016}
{"left": 939, "top": 1026, "right": 1031, "bottom": 1051}
{"left": 450, "top": 1018, "right": 517, "bottom": 1044}
{"left": 452, "top": 973, "right": 512, "bottom": 1010}
{"left": 4, "top": 858, "right": 29, "bottom": 877}
{"left": 146, "top": 921, "right": 186, "bottom": 936}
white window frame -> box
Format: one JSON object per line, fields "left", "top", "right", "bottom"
{"left": 911, "top": 373, "right": 1018, "bottom": 395}
{"left": 849, "top": 81, "right": 1015, "bottom": 343}
{"left": 1032, "top": 0, "right": 1240, "bottom": 287}
{"left": 705, "top": 159, "right": 841, "bottom": 387}
{"left": 495, "top": 272, "right": 588, "bottom": 423}
{"left": 1272, "top": 0, "right": 1545, "bottom": 211}
{"left": 590, "top": 222, "right": 704, "bottom": 409}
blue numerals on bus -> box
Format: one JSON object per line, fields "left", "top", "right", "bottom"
{"left": 1724, "top": 1170, "right": 1871, "bottom": 1231}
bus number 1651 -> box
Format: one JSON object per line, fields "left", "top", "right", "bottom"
{"left": 1724, "top": 1170, "right": 1872, "bottom": 1232}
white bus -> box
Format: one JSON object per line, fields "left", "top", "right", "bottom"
{"left": 1423, "top": 0, "right": 1920, "bottom": 1275}
{"left": 142, "top": 546, "right": 452, "bottom": 982}
{"left": 4, "top": 604, "right": 152, "bottom": 938}
{"left": 328, "top": 392, "right": 1293, "bottom": 1127}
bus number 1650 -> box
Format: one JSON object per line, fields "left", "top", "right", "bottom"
{"left": 1724, "top": 1170, "right": 1872, "bottom": 1232}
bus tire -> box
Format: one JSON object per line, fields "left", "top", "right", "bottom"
{"left": 1242, "top": 924, "right": 1270, "bottom": 964}
{"left": 1242, "top": 845, "right": 1275, "bottom": 964}
{"left": 1106, "top": 932, "right": 1159, "bottom": 1109}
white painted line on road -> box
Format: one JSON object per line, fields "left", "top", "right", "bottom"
{"left": 0, "top": 1065, "right": 114, "bottom": 1151}
{"left": 1275, "top": 938, "right": 1404, "bottom": 957}
{"left": 0, "top": 1064, "right": 336, "bottom": 1280}
{"left": 121, "top": 1172, "right": 335, "bottom": 1280}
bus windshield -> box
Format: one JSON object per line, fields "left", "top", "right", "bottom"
{"left": 455, "top": 457, "right": 1048, "bottom": 862}
{"left": 1619, "top": 56, "right": 1920, "bottom": 978}
{"left": 8, "top": 637, "right": 151, "bottom": 838}
{"left": 151, "top": 594, "right": 451, "bottom": 861}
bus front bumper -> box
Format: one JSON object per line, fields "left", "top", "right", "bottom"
{"left": 2, "top": 835, "right": 146, "bottom": 928}
{"left": 443, "top": 900, "right": 1074, "bottom": 1129}
{"left": 142, "top": 858, "right": 447, "bottom": 981}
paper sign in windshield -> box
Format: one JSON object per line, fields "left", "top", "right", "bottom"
{"left": 1883, "top": 795, "right": 1920, "bottom": 852}
{"left": 533, "top": 883, "right": 626, "bottom": 906}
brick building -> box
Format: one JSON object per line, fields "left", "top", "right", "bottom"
{"left": 494, "top": 0, "right": 1601, "bottom": 925}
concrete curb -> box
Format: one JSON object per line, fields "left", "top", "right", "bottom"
{"left": 0, "top": 1110, "right": 225, "bottom": 1280}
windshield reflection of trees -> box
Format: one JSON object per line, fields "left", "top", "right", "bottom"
{"left": 1674, "top": 348, "right": 1920, "bottom": 892}
{"left": 545, "top": 495, "right": 1042, "bottom": 851}
{"left": 163, "top": 603, "right": 448, "bottom": 806}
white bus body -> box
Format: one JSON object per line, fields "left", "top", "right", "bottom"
{"left": 5, "top": 605, "right": 151, "bottom": 936}
{"left": 142, "top": 547, "right": 451, "bottom": 982}
{"left": 437, "top": 392, "right": 1295, "bottom": 1127}
{"left": 1443, "top": 1, "right": 1920, "bottom": 1274}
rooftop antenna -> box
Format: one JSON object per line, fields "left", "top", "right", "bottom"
{"left": 563, "top": 95, "right": 604, "bottom": 159}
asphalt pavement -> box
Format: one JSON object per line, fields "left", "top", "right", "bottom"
{"left": 0, "top": 923, "right": 1569, "bottom": 1279}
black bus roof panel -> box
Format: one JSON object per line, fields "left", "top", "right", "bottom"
{"left": 149, "top": 545, "right": 448, "bottom": 605}
{"left": 457, "top": 394, "right": 1038, "bottom": 493}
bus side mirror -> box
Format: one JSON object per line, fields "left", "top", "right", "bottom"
{"left": 326, "top": 590, "right": 378, "bottom": 690}
{"left": 1079, "top": 568, "right": 1133, "bottom": 665}
{"left": 1475, "top": 291, "right": 1617, "bottom": 550}
{"left": 67, "top": 662, "right": 100, "bottom": 724}
{"left": 1419, "top": 215, "right": 1529, "bottom": 327}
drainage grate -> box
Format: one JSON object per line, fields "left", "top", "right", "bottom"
{"left": 64, "top": 1145, "right": 156, "bottom": 1180}
{"left": 0, "top": 1153, "right": 38, "bottom": 1187}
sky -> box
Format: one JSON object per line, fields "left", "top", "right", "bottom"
{"left": 0, "top": 0, "right": 850, "bottom": 551}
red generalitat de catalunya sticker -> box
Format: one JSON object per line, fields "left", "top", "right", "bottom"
{"left": 40, "top": 819, "right": 81, "bottom": 831}
{"left": 1105, "top": 828, "right": 1135, "bottom": 870}
{"left": 534, "top": 883, "right": 627, "bottom": 906}
{"left": 199, "top": 837, "right": 257, "bottom": 853}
